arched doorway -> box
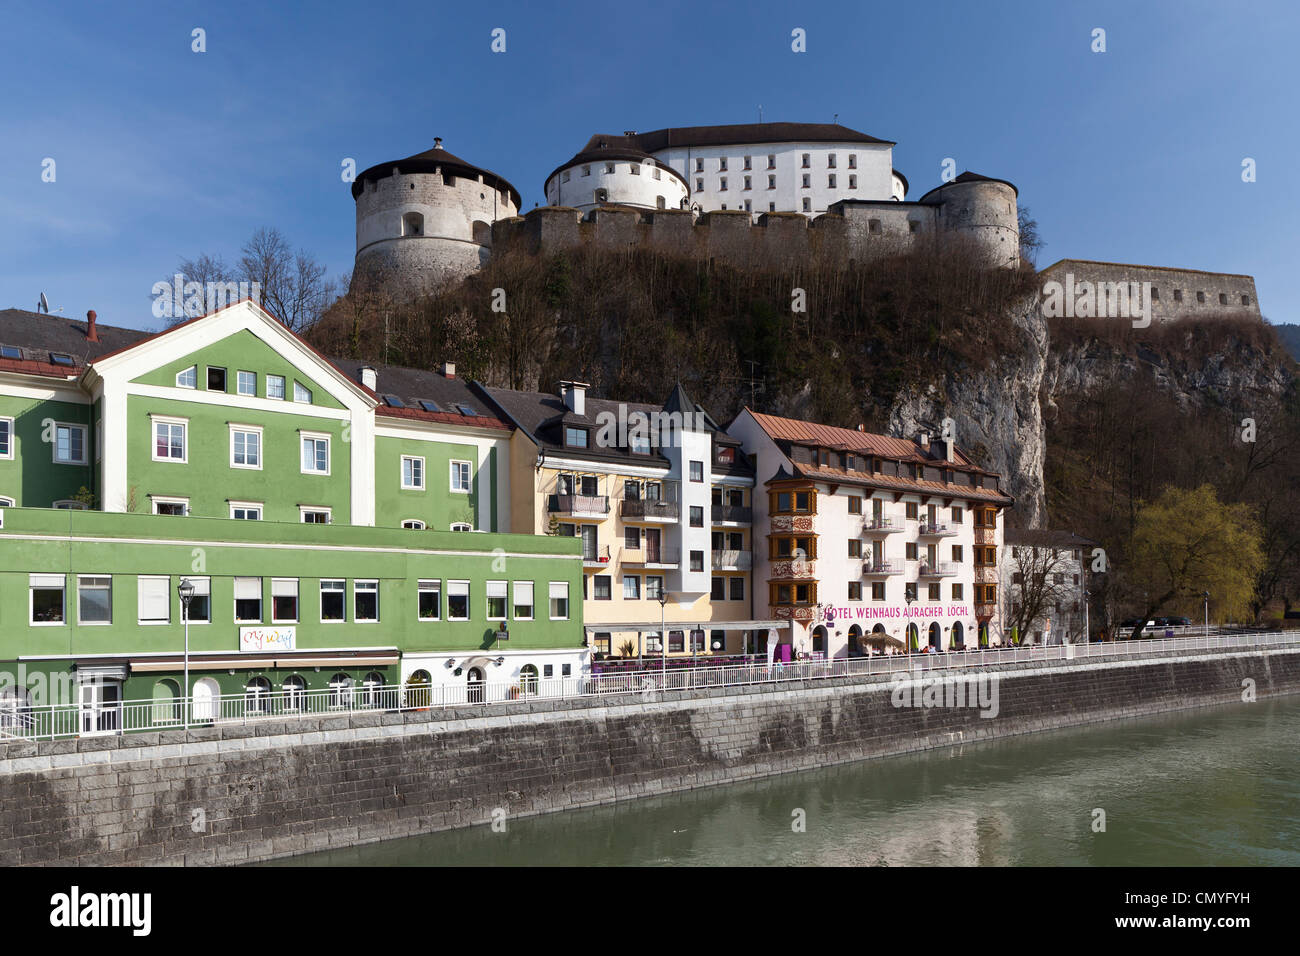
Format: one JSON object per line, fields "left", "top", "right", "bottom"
{"left": 192, "top": 678, "right": 220, "bottom": 722}
{"left": 907, "top": 623, "right": 919, "bottom": 651}
{"left": 467, "top": 667, "right": 485, "bottom": 704}
{"left": 928, "top": 622, "right": 941, "bottom": 649}
{"left": 979, "top": 623, "right": 989, "bottom": 648}
{"left": 847, "top": 624, "right": 863, "bottom": 657}
{"left": 951, "top": 621, "right": 964, "bottom": 650}
{"left": 812, "top": 625, "right": 827, "bottom": 656}
{"left": 519, "top": 664, "right": 539, "bottom": 697}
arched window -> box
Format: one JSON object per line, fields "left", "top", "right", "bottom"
{"left": 362, "top": 671, "right": 385, "bottom": 708}
{"left": 151, "top": 679, "right": 181, "bottom": 724}
{"left": 245, "top": 676, "right": 272, "bottom": 715}
{"left": 519, "top": 664, "right": 539, "bottom": 696}
{"left": 401, "top": 212, "right": 424, "bottom": 237}
{"left": 471, "top": 220, "right": 491, "bottom": 245}
{"left": 282, "top": 675, "right": 306, "bottom": 712}
{"left": 192, "top": 677, "right": 221, "bottom": 722}
{"left": 405, "top": 670, "right": 432, "bottom": 709}
{"left": 328, "top": 673, "right": 353, "bottom": 709}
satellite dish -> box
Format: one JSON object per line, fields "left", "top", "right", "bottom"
{"left": 38, "top": 292, "right": 49, "bottom": 314}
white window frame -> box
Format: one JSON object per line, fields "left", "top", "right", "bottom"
{"left": 354, "top": 579, "right": 379, "bottom": 623}
{"left": 76, "top": 574, "right": 112, "bottom": 626}
{"left": 450, "top": 460, "right": 471, "bottom": 494}
{"left": 29, "top": 573, "right": 66, "bottom": 626}
{"left": 267, "top": 374, "right": 286, "bottom": 400}
{"left": 418, "top": 579, "right": 441, "bottom": 621}
{"left": 233, "top": 576, "right": 263, "bottom": 624}
{"left": 236, "top": 370, "right": 257, "bottom": 397}
{"left": 229, "top": 423, "right": 263, "bottom": 470}
{"left": 229, "top": 500, "right": 263, "bottom": 520}
{"left": 447, "top": 580, "right": 470, "bottom": 621}
{"left": 512, "top": 581, "right": 534, "bottom": 621}
{"left": 0, "top": 416, "right": 13, "bottom": 460}
{"left": 320, "top": 579, "right": 346, "bottom": 623}
{"left": 150, "top": 415, "right": 188, "bottom": 464}
{"left": 151, "top": 496, "right": 189, "bottom": 516}
{"left": 137, "top": 575, "right": 172, "bottom": 625}
{"left": 300, "top": 506, "right": 331, "bottom": 524}
{"left": 300, "top": 431, "right": 331, "bottom": 476}
{"left": 486, "top": 580, "right": 507, "bottom": 622}
{"left": 401, "top": 519, "right": 425, "bottom": 530}
{"left": 52, "top": 422, "right": 87, "bottom": 465}
{"left": 450, "top": 522, "right": 473, "bottom": 532}
{"left": 183, "top": 576, "right": 211, "bottom": 624}
{"left": 401, "top": 455, "right": 425, "bottom": 490}
{"left": 548, "top": 581, "right": 570, "bottom": 621}
{"left": 271, "top": 578, "right": 299, "bottom": 624}
{"left": 175, "top": 365, "right": 197, "bottom": 389}
{"left": 0, "top": 496, "right": 15, "bottom": 507}
{"left": 52, "top": 499, "right": 89, "bottom": 510}
{"left": 293, "top": 381, "right": 313, "bottom": 404}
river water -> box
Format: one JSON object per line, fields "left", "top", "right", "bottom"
{"left": 271, "top": 696, "right": 1300, "bottom": 866}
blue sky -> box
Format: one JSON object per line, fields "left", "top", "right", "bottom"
{"left": 1, "top": 0, "right": 1295, "bottom": 330}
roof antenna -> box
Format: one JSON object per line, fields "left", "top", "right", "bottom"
{"left": 758, "top": 104, "right": 763, "bottom": 124}
{"left": 833, "top": 113, "right": 839, "bottom": 125}
{"left": 36, "top": 292, "right": 62, "bottom": 315}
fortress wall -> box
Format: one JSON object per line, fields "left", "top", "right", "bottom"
{"left": 1040, "top": 260, "right": 1262, "bottom": 323}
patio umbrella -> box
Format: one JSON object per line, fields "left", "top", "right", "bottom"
{"left": 859, "top": 634, "right": 906, "bottom": 653}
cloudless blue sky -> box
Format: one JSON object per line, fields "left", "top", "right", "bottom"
{"left": 1, "top": 0, "right": 1296, "bottom": 330}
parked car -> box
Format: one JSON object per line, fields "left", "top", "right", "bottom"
{"left": 1157, "top": 616, "right": 1192, "bottom": 628}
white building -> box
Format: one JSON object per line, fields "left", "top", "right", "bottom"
{"left": 1001, "top": 529, "right": 1096, "bottom": 644}
{"left": 727, "top": 410, "right": 1013, "bottom": 659}
{"left": 546, "top": 123, "right": 906, "bottom": 218}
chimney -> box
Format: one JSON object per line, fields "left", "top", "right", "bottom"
{"left": 918, "top": 431, "right": 930, "bottom": 450}
{"left": 441, "top": 361, "right": 456, "bottom": 379}
{"left": 943, "top": 437, "right": 955, "bottom": 462}
{"left": 433, "top": 137, "right": 443, "bottom": 150}
{"left": 856, "top": 424, "right": 865, "bottom": 432}
{"left": 86, "top": 310, "right": 99, "bottom": 343}
{"left": 559, "top": 380, "right": 588, "bottom": 416}
{"left": 359, "top": 366, "right": 377, "bottom": 391}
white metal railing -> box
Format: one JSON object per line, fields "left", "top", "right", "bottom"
{"left": 2, "top": 628, "right": 1296, "bottom": 743}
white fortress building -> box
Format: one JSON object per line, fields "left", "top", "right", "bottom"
{"left": 352, "top": 123, "right": 1023, "bottom": 297}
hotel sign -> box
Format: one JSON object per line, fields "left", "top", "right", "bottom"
{"left": 238, "top": 626, "right": 296, "bottom": 653}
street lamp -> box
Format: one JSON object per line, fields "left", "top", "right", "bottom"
{"left": 177, "top": 578, "right": 195, "bottom": 730}
{"left": 1203, "top": 590, "right": 1210, "bottom": 637}
{"left": 906, "top": 592, "right": 916, "bottom": 653}
{"left": 658, "top": 591, "right": 669, "bottom": 686}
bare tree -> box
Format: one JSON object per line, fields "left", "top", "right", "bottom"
{"left": 239, "top": 227, "right": 337, "bottom": 333}
{"left": 1004, "top": 546, "right": 1075, "bottom": 643}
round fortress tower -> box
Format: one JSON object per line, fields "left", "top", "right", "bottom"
{"left": 918, "top": 171, "right": 1020, "bottom": 267}
{"left": 351, "top": 138, "right": 521, "bottom": 297}
{"left": 544, "top": 135, "right": 690, "bottom": 214}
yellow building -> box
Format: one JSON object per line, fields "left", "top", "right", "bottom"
{"left": 478, "top": 381, "right": 779, "bottom": 658}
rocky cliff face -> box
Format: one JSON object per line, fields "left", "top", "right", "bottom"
{"left": 888, "top": 293, "right": 1049, "bottom": 527}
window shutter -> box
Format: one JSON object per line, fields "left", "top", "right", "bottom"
{"left": 486, "top": 581, "right": 507, "bottom": 599}
{"left": 513, "top": 581, "right": 533, "bottom": 605}
{"left": 138, "top": 576, "right": 170, "bottom": 622}
{"left": 272, "top": 578, "right": 297, "bottom": 598}
{"left": 234, "top": 577, "right": 261, "bottom": 601}
{"left": 548, "top": 582, "right": 567, "bottom": 600}
{"left": 30, "top": 573, "right": 64, "bottom": 588}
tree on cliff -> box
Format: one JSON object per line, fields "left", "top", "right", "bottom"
{"left": 1126, "top": 484, "right": 1265, "bottom": 638}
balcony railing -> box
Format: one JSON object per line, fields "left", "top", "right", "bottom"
{"left": 623, "top": 547, "right": 680, "bottom": 567}
{"left": 582, "top": 545, "right": 612, "bottom": 566}
{"left": 621, "top": 498, "right": 680, "bottom": 521}
{"left": 549, "top": 494, "right": 609, "bottom": 517}
{"left": 919, "top": 561, "right": 959, "bottom": 577}
{"left": 918, "top": 521, "right": 958, "bottom": 537}
{"left": 711, "top": 504, "right": 752, "bottom": 524}
{"left": 861, "top": 558, "right": 902, "bottom": 575}
{"left": 862, "top": 516, "right": 900, "bottom": 534}
{"left": 712, "top": 549, "right": 752, "bottom": 570}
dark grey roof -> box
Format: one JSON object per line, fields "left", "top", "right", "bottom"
{"left": 0, "top": 308, "right": 151, "bottom": 368}
{"left": 586, "top": 123, "right": 894, "bottom": 154}
{"left": 476, "top": 383, "right": 753, "bottom": 476}
{"left": 545, "top": 143, "right": 689, "bottom": 192}
{"left": 917, "top": 170, "right": 1019, "bottom": 203}
{"left": 1004, "top": 529, "right": 1098, "bottom": 548}
{"left": 351, "top": 142, "right": 522, "bottom": 207}
{"left": 326, "top": 358, "right": 510, "bottom": 429}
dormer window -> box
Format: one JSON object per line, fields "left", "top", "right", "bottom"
{"left": 564, "top": 426, "right": 588, "bottom": 449}
{"left": 629, "top": 433, "right": 650, "bottom": 455}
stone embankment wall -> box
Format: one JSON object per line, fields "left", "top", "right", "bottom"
{"left": 2, "top": 646, "right": 1298, "bottom": 866}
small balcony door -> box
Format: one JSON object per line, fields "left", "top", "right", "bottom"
{"left": 79, "top": 681, "right": 122, "bottom": 736}
{"left": 580, "top": 526, "right": 598, "bottom": 561}
{"left": 645, "top": 528, "right": 662, "bottom": 563}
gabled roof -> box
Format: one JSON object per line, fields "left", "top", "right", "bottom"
{"left": 329, "top": 358, "right": 509, "bottom": 431}
{"left": 746, "top": 410, "right": 977, "bottom": 466}
{"left": 591, "top": 123, "right": 894, "bottom": 153}
{"left": 0, "top": 309, "right": 150, "bottom": 375}
{"left": 1004, "top": 529, "right": 1099, "bottom": 548}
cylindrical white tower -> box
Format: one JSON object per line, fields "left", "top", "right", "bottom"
{"left": 544, "top": 140, "right": 689, "bottom": 214}
{"left": 918, "top": 171, "right": 1020, "bottom": 268}
{"left": 351, "top": 139, "right": 521, "bottom": 297}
